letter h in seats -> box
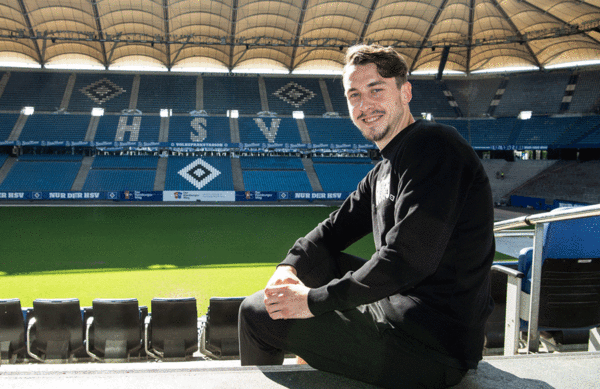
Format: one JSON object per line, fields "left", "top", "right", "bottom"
{"left": 200, "top": 296, "right": 245, "bottom": 359}
{"left": 85, "top": 298, "right": 142, "bottom": 362}
{"left": 493, "top": 212, "right": 600, "bottom": 355}
{"left": 145, "top": 297, "right": 198, "bottom": 360}
{"left": 27, "top": 298, "right": 85, "bottom": 362}
{"left": 0, "top": 298, "right": 27, "bottom": 363}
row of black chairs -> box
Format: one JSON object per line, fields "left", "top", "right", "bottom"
{"left": 0, "top": 296, "right": 245, "bottom": 364}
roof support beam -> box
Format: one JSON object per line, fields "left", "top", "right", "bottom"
{"left": 466, "top": 0, "right": 475, "bottom": 73}
{"left": 358, "top": 0, "right": 379, "bottom": 44}
{"left": 106, "top": 32, "right": 123, "bottom": 65}
{"left": 491, "top": 0, "right": 542, "bottom": 69}
{"left": 290, "top": 0, "right": 310, "bottom": 71}
{"left": 90, "top": 0, "right": 108, "bottom": 69}
{"left": 228, "top": 0, "right": 239, "bottom": 70}
{"left": 16, "top": 0, "right": 43, "bottom": 66}
{"left": 520, "top": 0, "right": 600, "bottom": 45}
{"left": 163, "top": 0, "right": 171, "bottom": 69}
{"left": 410, "top": 0, "right": 449, "bottom": 74}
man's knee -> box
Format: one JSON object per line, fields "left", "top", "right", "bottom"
{"left": 239, "top": 290, "right": 271, "bottom": 334}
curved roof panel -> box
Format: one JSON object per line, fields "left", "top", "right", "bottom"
{"left": 0, "top": 0, "right": 598, "bottom": 73}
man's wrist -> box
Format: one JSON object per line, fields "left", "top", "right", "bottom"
{"left": 277, "top": 264, "right": 298, "bottom": 276}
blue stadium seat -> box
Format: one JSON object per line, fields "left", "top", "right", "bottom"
{"left": 0, "top": 113, "right": 20, "bottom": 140}
{"left": 312, "top": 158, "right": 374, "bottom": 192}
{"left": 0, "top": 155, "right": 82, "bottom": 191}
{"left": 69, "top": 74, "right": 134, "bottom": 113}
{"left": 264, "top": 77, "right": 326, "bottom": 115}
{"left": 0, "top": 72, "right": 69, "bottom": 111}
{"left": 145, "top": 297, "right": 198, "bottom": 359}
{"left": 137, "top": 74, "right": 196, "bottom": 113}
{"left": 238, "top": 117, "right": 302, "bottom": 144}
{"left": 0, "top": 298, "right": 26, "bottom": 361}
{"left": 168, "top": 116, "right": 231, "bottom": 144}
{"left": 304, "top": 117, "right": 367, "bottom": 145}
{"left": 86, "top": 298, "right": 142, "bottom": 361}
{"left": 164, "top": 156, "right": 234, "bottom": 191}
{"left": 19, "top": 114, "right": 90, "bottom": 142}
{"left": 27, "top": 298, "right": 85, "bottom": 362}
{"left": 202, "top": 77, "right": 262, "bottom": 115}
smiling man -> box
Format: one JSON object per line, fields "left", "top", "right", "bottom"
{"left": 239, "top": 44, "right": 495, "bottom": 389}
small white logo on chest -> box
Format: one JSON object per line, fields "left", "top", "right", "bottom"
{"left": 376, "top": 172, "right": 392, "bottom": 207}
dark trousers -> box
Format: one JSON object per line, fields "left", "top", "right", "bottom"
{"left": 238, "top": 252, "right": 467, "bottom": 389}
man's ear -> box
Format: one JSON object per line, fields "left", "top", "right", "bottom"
{"left": 401, "top": 81, "right": 412, "bottom": 104}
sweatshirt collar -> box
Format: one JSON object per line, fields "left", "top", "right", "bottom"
{"left": 380, "top": 119, "right": 421, "bottom": 160}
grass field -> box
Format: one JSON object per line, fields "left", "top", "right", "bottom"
{"left": 0, "top": 205, "right": 512, "bottom": 314}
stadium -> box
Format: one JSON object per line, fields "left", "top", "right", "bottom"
{"left": 0, "top": 0, "right": 599, "bottom": 387}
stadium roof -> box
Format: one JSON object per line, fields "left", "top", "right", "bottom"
{"left": 0, "top": 0, "right": 599, "bottom": 74}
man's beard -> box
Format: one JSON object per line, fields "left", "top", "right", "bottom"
{"left": 356, "top": 110, "right": 391, "bottom": 143}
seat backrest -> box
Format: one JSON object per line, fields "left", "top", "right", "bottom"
{"left": 538, "top": 257, "right": 600, "bottom": 328}
{"left": 150, "top": 297, "right": 198, "bottom": 358}
{"left": 32, "top": 298, "right": 84, "bottom": 359}
{"left": 204, "top": 296, "right": 245, "bottom": 357}
{"left": 543, "top": 215, "right": 600, "bottom": 260}
{"left": 0, "top": 298, "right": 26, "bottom": 359}
{"left": 92, "top": 298, "right": 141, "bottom": 358}
{"left": 521, "top": 213, "right": 600, "bottom": 329}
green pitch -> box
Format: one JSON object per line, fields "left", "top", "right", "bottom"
{"left": 0, "top": 205, "right": 512, "bottom": 314}
{"left": 0, "top": 206, "right": 374, "bottom": 314}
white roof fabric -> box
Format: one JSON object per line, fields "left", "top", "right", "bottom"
{"left": 0, "top": 0, "right": 599, "bottom": 73}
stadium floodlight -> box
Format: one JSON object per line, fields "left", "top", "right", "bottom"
{"left": 91, "top": 108, "right": 105, "bottom": 117}
{"left": 292, "top": 111, "right": 305, "bottom": 119}
{"left": 227, "top": 110, "right": 239, "bottom": 118}
{"left": 421, "top": 112, "right": 433, "bottom": 121}
{"left": 518, "top": 111, "right": 532, "bottom": 120}
{"left": 21, "top": 106, "right": 34, "bottom": 116}
{"left": 160, "top": 109, "right": 172, "bottom": 117}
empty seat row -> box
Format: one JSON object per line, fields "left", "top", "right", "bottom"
{"left": 0, "top": 296, "right": 245, "bottom": 364}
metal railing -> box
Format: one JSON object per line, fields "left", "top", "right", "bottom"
{"left": 493, "top": 203, "right": 600, "bottom": 353}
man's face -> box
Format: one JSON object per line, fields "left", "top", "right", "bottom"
{"left": 343, "top": 63, "right": 412, "bottom": 149}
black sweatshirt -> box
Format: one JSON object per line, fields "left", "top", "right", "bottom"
{"left": 281, "top": 119, "right": 496, "bottom": 369}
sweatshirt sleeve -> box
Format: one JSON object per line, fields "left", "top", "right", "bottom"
{"left": 279, "top": 169, "right": 375, "bottom": 278}
{"left": 306, "top": 126, "right": 477, "bottom": 315}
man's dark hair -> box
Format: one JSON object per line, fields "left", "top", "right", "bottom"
{"left": 344, "top": 44, "right": 408, "bottom": 87}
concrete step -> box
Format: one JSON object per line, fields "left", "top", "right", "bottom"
{"left": 1, "top": 352, "right": 598, "bottom": 389}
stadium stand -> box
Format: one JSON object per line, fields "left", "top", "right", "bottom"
{"left": 94, "top": 114, "right": 160, "bottom": 142}
{"left": 0, "top": 71, "right": 69, "bottom": 112}
{"left": 136, "top": 74, "right": 196, "bottom": 113}
{"left": 510, "top": 160, "right": 600, "bottom": 205}
{"left": 0, "top": 154, "right": 82, "bottom": 191}
{"left": 263, "top": 77, "right": 326, "bottom": 115}
{"left": 238, "top": 117, "right": 303, "bottom": 144}
{"left": 202, "top": 76, "right": 262, "bottom": 115}
{"left": 553, "top": 115, "right": 600, "bottom": 146}
{"left": 569, "top": 70, "right": 600, "bottom": 114}
{"left": 444, "top": 77, "right": 503, "bottom": 117}
{"left": 81, "top": 155, "right": 157, "bottom": 192}
{"left": 168, "top": 116, "right": 232, "bottom": 144}
{"left": 240, "top": 156, "right": 312, "bottom": 192}
{"left": 163, "top": 156, "right": 234, "bottom": 191}
{"left": 304, "top": 117, "right": 367, "bottom": 145}
{"left": 516, "top": 116, "right": 580, "bottom": 147}
{"left": 18, "top": 114, "right": 90, "bottom": 142}
{"left": 323, "top": 78, "right": 350, "bottom": 115}
{"left": 0, "top": 113, "right": 19, "bottom": 140}
{"left": 409, "top": 79, "right": 457, "bottom": 118}
{"left": 493, "top": 71, "right": 571, "bottom": 117}
{"left": 312, "top": 157, "right": 374, "bottom": 192}
{"left": 68, "top": 73, "right": 134, "bottom": 113}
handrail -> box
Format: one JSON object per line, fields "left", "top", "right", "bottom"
{"left": 494, "top": 203, "right": 600, "bottom": 232}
